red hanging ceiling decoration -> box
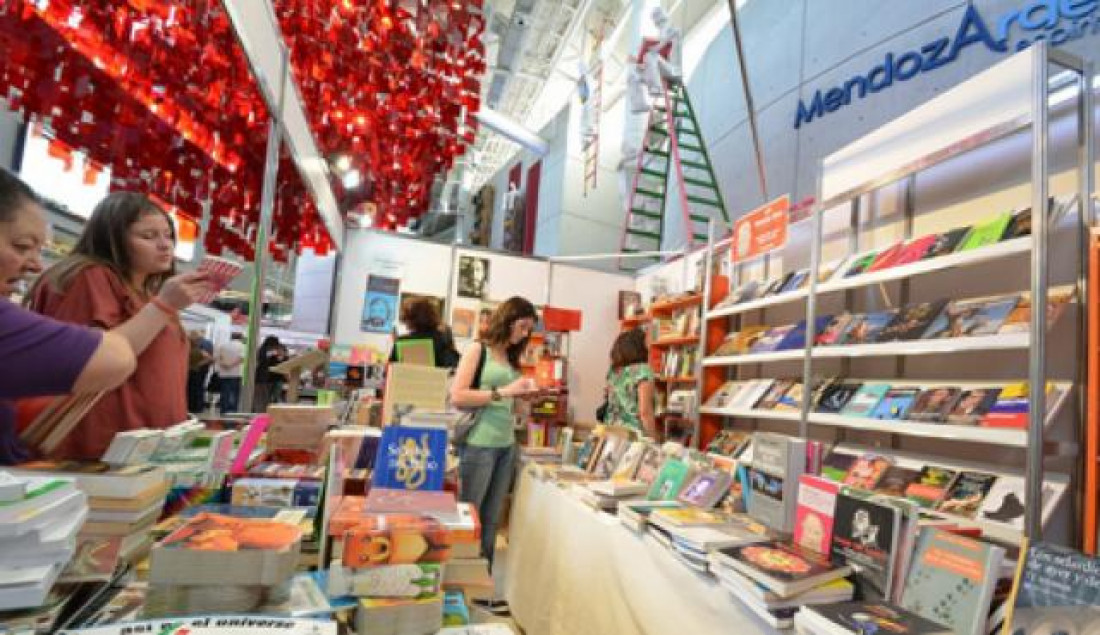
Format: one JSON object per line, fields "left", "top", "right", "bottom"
{"left": 275, "top": 0, "right": 487, "bottom": 231}
{"left": 0, "top": 1, "right": 334, "bottom": 261}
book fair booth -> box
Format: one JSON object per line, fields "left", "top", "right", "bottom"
{"left": 0, "top": 2, "right": 1099, "bottom": 635}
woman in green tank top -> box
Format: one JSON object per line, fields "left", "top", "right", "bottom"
{"left": 449, "top": 297, "right": 539, "bottom": 585}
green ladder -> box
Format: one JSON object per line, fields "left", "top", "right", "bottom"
{"left": 619, "top": 80, "right": 729, "bottom": 271}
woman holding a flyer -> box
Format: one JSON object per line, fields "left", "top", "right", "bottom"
{"left": 27, "top": 192, "right": 211, "bottom": 460}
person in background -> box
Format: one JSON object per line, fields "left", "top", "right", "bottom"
{"left": 389, "top": 297, "right": 460, "bottom": 368}
{"left": 0, "top": 169, "right": 140, "bottom": 464}
{"left": 26, "top": 191, "right": 209, "bottom": 460}
{"left": 214, "top": 332, "right": 245, "bottom": 413}
{"left": 605, "top": 328, "right": 657, "bottom": 438}
{"left": 187, "top": 330, "right": 213, "bottom": 414}
{"left": 254, "top": 335, "right": 288, "bottom": 413}
{"left": 476, "top": 307, "right": 492, "bottom": 340}
{"left": 449, "top": 297, "right": 540, "bottom": 614}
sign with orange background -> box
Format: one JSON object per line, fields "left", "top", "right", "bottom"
{"left": 732, "top": 195, "right": 790, "bottom": 263}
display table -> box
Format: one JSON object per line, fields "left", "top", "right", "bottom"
{"left": 503, "top": 464, "right": 780, "bottom": 635}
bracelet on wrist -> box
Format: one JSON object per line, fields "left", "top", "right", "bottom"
{"left": 150, "top": 296, "right": 178, "bottom": 317}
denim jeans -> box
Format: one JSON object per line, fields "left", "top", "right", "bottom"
{"left": 220, "top": 377, "right": 241, "bottom": 413}
{"left": 458, "top": 443, "right": 517, "bottom": 568}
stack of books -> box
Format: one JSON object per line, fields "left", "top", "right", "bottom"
{"left": 12, "top": 462, "right": 167, "bottom": 569}
{"left": 0, "top": 472, "right": 86, "bottom": 611}
{"left": 145, "top": 512, "right": 302, "bottom": 616}
{"left": 647, "top": 508, "right": 772, "bottom": 574}
{"left": 707, "top": 540, "right": 853, "bottom": 629}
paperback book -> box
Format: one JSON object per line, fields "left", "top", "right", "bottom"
{"left": 714, "top": 540, "right": 851, "bottom": 598}
{"left": 830, "top": 491, "right": 904, "bottom": 600}
{"left": 794, "top": 475, "right": 839, "bottom": 555}
{"left": 842, "top": 454, "right": 893, "bottom": 491}
{"left": 372, "top": 426, "right": 448, "bottom": 491}
{"left": 878, "top": 301, "right": 948, "bottom": 342}
{"left": 869, "top": 388, "right": 920, "bottom": 420}
{"left": 677, "top": 469, "right": 733, "bottom": 509}
{"left": 922, "top": 226, "right": 971, "bottom": 259}
{"left": 840, "top": 311, "right": 898, "bottom": 345}
{"left": 907, "top": 387, "right": 962, "bottom": 423}
{"left": 646, "top": 458, "right": 691, "bottom": 501}
{"left": 816, "top": 314, "right": 858, "bottom": 346}
{"left": 821, "top": 453, "right": 857, "bottom": 483}
{"left": 815, "top": 381, "right": 862, "bottom": 414}
{"left": 905, "top": 467, "right": 958, "bottom": 508}
{"left": 796, "top": 601, "right": 952, "bottom": 635}
{"left": 935, "top": 471, "right": 997, "bottom": 519}
{"left": 921, "top": 295, "right": 1018, "bottom": 339}
{"left": 873, "top": 466, "right": 920, "bottom": 498}
{"left": 840, "top": 384, "right": 891, "bottom": 418}
{"left": 945, "top": 388, "right": 1001, "bottom": 425}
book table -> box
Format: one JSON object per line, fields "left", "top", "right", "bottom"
{"left": 502, "top": 464, "right": 779, "bottom": 635}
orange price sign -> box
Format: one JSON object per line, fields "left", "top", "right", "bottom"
{"left": 732, "top": 195, "right": 790, "bottom": 263}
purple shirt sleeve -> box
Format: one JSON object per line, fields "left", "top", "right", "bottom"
{"left": 0, "top": 298, "right": 102, "bottom": 399}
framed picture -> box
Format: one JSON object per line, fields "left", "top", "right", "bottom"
{"left": 458, "top": 255, "right": 490, "bottom": 299}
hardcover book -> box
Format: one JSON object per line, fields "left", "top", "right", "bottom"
{"left": 815, "top": 381, "right": 862, "bottom": 414}
{"left": 830, "top": 491, "right": 904, "bottom": 600}
{"left": 878, "top": 301, "right": 948, "bottom": 342}
{"left": 677, "top": 469, "right": 734, "bottom": 509}
{"left": 904, "top": 467, "right": 958, "bottom": 508}
{"left": 869, "top": 388, "right": 920, "bottom": 420}
{"left": 842, "top": 454, "right": 893, "bottom": 491}
{"left": 794, "top": 475, "right": 839, "bottom": 555}
{"left": 1005, "top": 542, "right": 1100, "bottom": 634}
{"left": 907, "top": 387, "right": 962, "bottom": 423}
{"left": 922, "top": 226, "right": 971, "bottom": 259}
{"left": 840, "top": 311, "right": 898, "bottom": 345}
{"left": 957, "top": 212, "right": 1013, "bottom": 252}
{"left": 945, "top": 388, "right": 1001, "bottom": 425}
{"left": 715, "top": 540, "right": 851, "bottom": 598}
{"left": 900, "top": 528, "right": 1005, "bottom": 635}
{"left": 839, "top": 384, "right": 891, "bottom": 417}
{"left": 797, "top": 601, "right": 952, "bottom": 635}
{"left": 935, "top": 471, "right": 997, "bottom": 519}
{"left": 646, "top": 458, "right": 691, "bottom": 501}
{"left": 372, "top": 426, "right": 448, "bottom": 491}
{"left": 921, "top": 295, "right": 1019, "bottom": 339}
{"left": 342, "top": 514, "right": 452, "bottom": 568}
{"left": 748, "top": 433, "right": 806, "bottom": 532}
{"left": 816, "top": 313, "right": 858, "bottom": 346}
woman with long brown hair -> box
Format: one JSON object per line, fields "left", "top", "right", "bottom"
{"left": 449, "top": 296, "right": 539, "bottom": 581}
{"left": 606, "top": 327, "right": 656, "bottom": 438}
{"left": 28, "top": 192, "right": 209, "bottom": 460}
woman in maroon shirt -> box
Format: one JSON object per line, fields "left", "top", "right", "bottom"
{"left": 28, "top": 192, "right": 210, "bottom": 460}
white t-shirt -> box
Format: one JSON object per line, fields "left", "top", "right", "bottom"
{"left": 214, "top": 339, "right": 246, "bottom": 378}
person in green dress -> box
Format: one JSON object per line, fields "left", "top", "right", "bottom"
{"left": 606, "top": 328, "right": 657, "bottom": 438}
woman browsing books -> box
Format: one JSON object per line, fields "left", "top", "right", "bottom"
{"left": 0, "top": 169, "right": 145, "bottom": 464}
{"left": 604, "top": 328, "right": 657, "bottom": 438}
{"left": 26, "top": 192, "right": 211, "bottom": 460}
{"left": 449, "top": 297, "right": 540, "bottom": 576}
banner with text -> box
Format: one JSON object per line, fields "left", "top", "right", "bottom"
{"left": 732, "top": 195, "right": 790, "bottom": 263}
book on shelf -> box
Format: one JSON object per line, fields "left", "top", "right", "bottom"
{"left": 818, "top": 257, "right": 848, "bottom": 282}
{"left": 0, "top": 562, "right": 63, "bottom": 612}
{"left": 754, "top": 379, "right": 795, "bottom": 410}
{"left": 840, "top": 384, "right": 890, "bottom": 417}
{"left": 816, "top": 313, "right": 858, "bottom": 346}
{"left": 747, "top": 433, "right": 805, "bottom": 533}
{"left": 712, "top": 540, "right": 851, "bottom": 598}
{"left": 773, "top": 382, "right": 805, "bottom": 412}
{"left": 907, "top": 387, "right": 963, "bottom": 423}
{"left": 794, "top": 475, "right": 839, "bottom": 555}
{"left": 935, "top": 471, "right": 997, "bottom": 519}
{"left": 732, "top": 379, "right": 775, "bottom": 410}
{"left": 1005, "top": 541, "right": 1100, "bottom": 634}
{"left": 676, "top": 469, "right": 733, "bottom": 509}
{"left": 100, "top": 429, "right": 164, "bottom": 466}
{"left": 921, "top": 294, "right": 1019, "bottom": 339}
{"left": 0, "top": 471, "right": 29, "bottom": 502}
{"left": 869, "top": 387, "right": 921, "bottom": 420}
{"left": 842, "top": 454, "right": 893, "bottom": 491}
{"left": 958, "top": 212, "right": 1013, "bottom": 252}
{"left": 705, "top": 429, "right": 751, "bottom": 457}
{"left": 865, "top": 241, "right": 906, "bottom": 272}
{"left": 922, "top": 226, "right": 972, "bottom": 259}
{"left": 945, "top": 388, "right": 1001, "bottom": 425}
{"left": 795, "top": 601, "right": 952, "bottom": 635}
{"left": 976, "top": 475, "right": 1065, "bottom": 532}
{"left": 844, "top": 251, "right": 879, "bottom": 278}
{"left": 997, "top": 286, "right": 1074, "bottom": 334}
{"left": 894, "top": 234, "right": 940, "bottom": 266}
{"left": 780, "top": 270, "right": 810, "bottom": 293}
{"left": 830, "top": 490, "right": 906, "bottom": 600}
{"left": 815, "top": 381, "right": 862, "bottom": 414}
{"left": 618, "top": 290, "right": 644, "bottom": 320}
{"left": 777, "top": 316, "right": 833, "bottom": 350}
{"left": 821, "top": 453, "right": 857, "bottom": 483}
{"left": 840, "top": 310, "right": 898, "bottom": 345}
{"left": 879, "top": 301, "right": 948, "bottom": 342}
{"left": 900, "top": 528, "right": 1005, "bottom": 635}
{"left": 905, "top": 466, "right": 958, "bottom": 508}
{"left": 873, "top": 466, "right": 921, "bottom": 498}
{"left": 749, "top": 326, "right": 795, "bottom": 354}
{"left": 980, "top": 382, "right": 1055, "bottom": 428}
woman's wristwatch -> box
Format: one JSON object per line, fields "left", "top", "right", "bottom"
{"left": 490, "top": 387, "right": 502, "bottom": 401}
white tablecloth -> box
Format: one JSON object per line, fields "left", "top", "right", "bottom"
{"left": 503, "top": 465, "right": 782, "bottom": 635}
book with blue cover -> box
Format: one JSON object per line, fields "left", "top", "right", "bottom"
{"left": 869, "top": 388, "right": 920, "bottom": 420}
{"left": 372, "top": 426, "right": 448, "bottom": 491}
{"left": 840, "top": 311, "right": 898, "bottom": 345}
{"left": 840, "top": 384, "right": 891, "bottom": 417}
{"left": 776, "top": 316, "right": 833, "bottom": 350}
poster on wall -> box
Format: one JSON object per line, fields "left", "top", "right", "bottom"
{"left": 732, "top": 195, "right": 790, "bottom": 264}
{"left": 451, "top": 306, "right": 476, "bottom": 339}
{"left": 458, "top": 255, "right": 490, "bottom": 299}
{"left": 361, "top": 274, "right": 401, "bottom": 333}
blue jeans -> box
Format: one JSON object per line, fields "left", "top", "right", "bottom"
{"left": 459, "top": 443, "right": 517, "bottom": 568}
{"left": 220, "top": 377, "right": 241, "bottom": 413}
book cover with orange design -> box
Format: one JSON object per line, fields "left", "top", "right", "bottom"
{"left": 150, "top": 513, "right": 302, "bottom": 586}
{"left": 342, "top": 514, "right": 452, "bottom": 569}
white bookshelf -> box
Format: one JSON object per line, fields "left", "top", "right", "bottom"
{"left": 696, "top": 407, "right": 801, "bottom": 422}
{"left": 702, "top": 350, "right": 804, "bottom": 366}
{"left": 817, "top": 237, "right": 1031, "bottom": 295}
{"left": 706, "top": 288, "right": 809, "bottom": 320}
